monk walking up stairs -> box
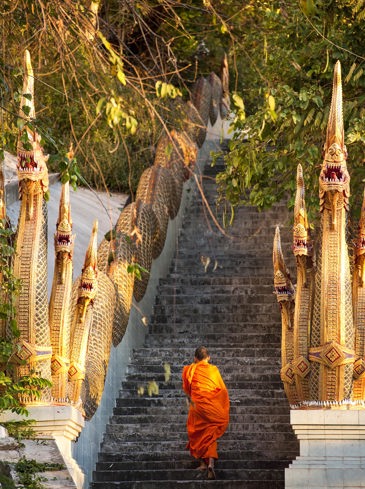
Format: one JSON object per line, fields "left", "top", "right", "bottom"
{"left": 91, "top": 142, "right": 299, "bottom": 488}
{"left": 182, "top": 346, "right": 230, "bottom": 480}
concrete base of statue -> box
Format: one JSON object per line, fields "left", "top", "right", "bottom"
{"left": 0, "top": 404, "right": 85, "bottom": 488}
{"left": 287, "top": 409, "right": 365, "bottom": 488}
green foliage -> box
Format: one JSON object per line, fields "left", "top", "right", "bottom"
{"left": 2, "top": 419, "right": 35, "bottom": 441}
{"left": 155, "top": 81, "right": 182, "bottom": 99}
{"left": 127, "top": 263, "right": 150, "bottom": 281}
{"left": 54, "top": 152, "right": 82, "bottom": 191}
{"left": 0, "top": 371, "right": 52, "bottom": 416}
{"left": 0, "top": 0, "right": 232, "bottom": 196}
{"left": 220, "top": 1, "right": 365, "bottom": 221}
{"left": 0, "top": 464, "right": 16, "bottom": 489}
{"left": 15, "top": 458, "right": 65, "bottom": 489}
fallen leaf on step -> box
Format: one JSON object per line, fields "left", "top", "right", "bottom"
{"left": 147, "top": 380, "right": 159, "bottom": 396}
{"left": 141, "top": 316, "right": 149, "bottom": 327}
{"left": 164, "top": 363, "right": 171, "bottom": 383}
{"left": 200, "top": 255, "right": 210, "bottom": 273}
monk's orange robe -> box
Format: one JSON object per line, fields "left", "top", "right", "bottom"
{"left": 182, "top": 360, "right": 230, "bottom": 460}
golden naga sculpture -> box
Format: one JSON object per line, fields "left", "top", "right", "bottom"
{"left": 1, "top": 49, "right": 226, "bottom": 419}
{"left": 49, "top": 179, "right": 75, "bottom": 401}
{"left": 13, "top": 50, "right": 52, "bottom": 402}
{"left": 273, "top": 61, "right": 364, "bottom": 408}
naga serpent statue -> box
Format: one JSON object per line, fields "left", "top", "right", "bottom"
{"left": 2, "top": 50, "right": 229, "bottom": 419}
{"left": 273, "top": 61, "right": 365, "bottom": 408}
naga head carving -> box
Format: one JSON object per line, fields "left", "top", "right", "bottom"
{"left": 55, "top": 181, "right": 75, "bottom": 285}
{"left": 78, "top": 221, "right": 98, "bottom": 322}
{"left": 319, "top": 61, "right": 349, "bottom": 209}
{"left": 273, "top": 226, "right": 295, "bottom": 303}
{"left": 55, "top": 182, "right": 74, "bottom": 256}
{"left": 293, "top": 164, "right": 312, "bottom": 257}
{"left": 17, "top": 50, "right": 49, "bottom": 196}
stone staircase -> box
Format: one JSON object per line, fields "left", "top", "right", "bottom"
{"left": 90, "top": 145, "right": 299, "bottom": 488}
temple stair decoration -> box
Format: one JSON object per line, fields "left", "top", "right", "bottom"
{"left": 90, "top": 144, "right": 299, "bottom": 488}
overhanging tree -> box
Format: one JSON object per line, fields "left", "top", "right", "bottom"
{"left": 0, "top": 0, "right": 233, "bottom": 194}
{"left": 219, "top": 1, "right": 365, "bottom": 222}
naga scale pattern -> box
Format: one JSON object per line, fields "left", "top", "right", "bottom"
{"left": 273, "top": 61, "right": 365, "bottom": 409}
{"left": 1, "top": 50, "right": 230, "bottom": 419}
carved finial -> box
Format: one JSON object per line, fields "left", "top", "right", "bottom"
{"left": 294, "top": 164, "right": 305, "bottom": 217}
{"left": 57, "top": 181, "right": 71, "bottom": 227}
{"left": 78, "top": 220, "right": 98, "bottom": 320}
{"left": 54, "top": 180, "right": 75, "bottom": 284}
{"left": 325, "top": 61, "right": 344, "bottom": 151}
{"left": 19, "top": 49, "right": 35, "bottom": 122}
{"left": 84, "top": 220, "right": 98, "bottom": 269}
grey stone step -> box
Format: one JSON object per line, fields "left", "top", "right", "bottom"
{"left": 180, "top": 221, "right": 290, "bottom": 233}
{"left": 133, "top": 350, "right": 282, "bottom": 361}
{"left": 131, "top": 346, "right": 281, "bottom": 357}
{"left": 168, "top": 266, "right": 276, "bottom": 277}
{"left": 100, "top": 437, "right": 298, "bottom": 453}
{"left": 97, "top": 448, "right": 295, "bottom": 463}
{"left": 156, "top": 284, "right": 276, "bottom": 296}
{"left": 113, "top": 404, "right": 290, "bottom": 417}
{"left": 152, "top": 311, "right": 279, "bottom": 323}
{"left": 175, "top": 245, "right": 293, "bottom": 256}
{"left": 129, "top": 356, "right": 282, "bottom": 369}
{"left": 155, "top": 293, "right": 277, "bottom": 306}
{"left": 126, "top": 360, "right": 281, "bottom": 373}
{"left": 158, "top": 276, "right": 276, "bottom": 286}
{"left": 92, "top": 467, "right": 285, "bottom": 482}
{"left": 120, "top": 381, "right": 284, "bottom": 393}
{"left": 122, "top": 382, "right": 283, "bottom": 394}
{"left": 106, "top": 423, "right": 293, "bottom": 437}
{"left": 148, "top": 322, "right": 280, "bottom": 334}
{"left": 109, "top": 413, "right": 290, "bottom": 425}
{"left": 124, "top": 372, "right": 281, "bottom": 384}
{"left": 132, "top": 349, "right": 282, "bottom": 362}
{"left": 178, "top": 225, "right": 288, "bottom": 239}
{"left": 152, "top": 304, "right": 278, "bottom": 318}
{"left": 115, "top": 396, "right": 289, "bottom": 409}
{"left": 95, "top": 459, "right": 289, "bottom": 471}
{"left": 145, "top": 330, "right": 280, "bottom": 342}
{"left": 90, "top": 480, "right": 285, "bottom": 488}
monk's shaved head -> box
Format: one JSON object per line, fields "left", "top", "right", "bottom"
{"left": 194, "top": 346, "right": 210, "bottom": 361}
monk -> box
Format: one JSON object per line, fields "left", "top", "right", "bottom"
{"left": 182, "top": 346, "right": 230, "bottom": 480}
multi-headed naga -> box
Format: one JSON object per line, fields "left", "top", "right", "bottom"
{"left": 1, "top": 50, "right": 227, "bottom": 419}
{"left": 273, "top": 61, "right": 365, "bottom": 407}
